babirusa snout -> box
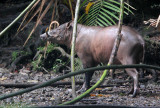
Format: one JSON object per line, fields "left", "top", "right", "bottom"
{"left": 40, "top": 33, "right": 47, "bottom": 40}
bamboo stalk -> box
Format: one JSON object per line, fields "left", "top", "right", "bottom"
{"left": 70, "top": 0, "right": 81, "bottom": 99}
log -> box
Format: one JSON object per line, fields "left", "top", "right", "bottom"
{"left": 0, "top": 77, "right": 151, "bottom": 88}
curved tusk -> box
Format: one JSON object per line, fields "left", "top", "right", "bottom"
{"left": 49, "top": 21, "right": 59, "bottom": 31}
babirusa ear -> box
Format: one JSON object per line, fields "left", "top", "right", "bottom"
{"left": 66, "top": 20, "right": 73, "bottom": 29}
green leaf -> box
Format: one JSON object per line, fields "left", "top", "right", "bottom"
{"left": 78, "top": 13, "right": 87, "bottom": 23}
{"left": 88, "top": 18, "right": 96, "bottom": 26}
{"left": 101, "top": 8, "right": 119, "bottom": 20}
{"left": 103, "top": 2, "right": 129, "bottom": 15}
{"left": 99, "top": 13, "right": 112, "bottom": 25}
{"left": 108, "top": 0, "right": 120, "bottom": 5}
{"left": 104, "top": 1, "right": 120, "bottom": 9}
{"left": 80, "top": 0, "right": 88, "bottom": 8}
{"left": 107, "top": 0, "right": 134, "bottom": 15}
{"left": 103, "top": 3, "right": 120, "bottom": 13}
{"left": 96, "top": 20, "right": 104, "bottom": 27}
{"left": 99, "top": 11, "right": 116, "bottom": 24}
{"left": 97, "top": 18, "right": 108, "bottom": 26}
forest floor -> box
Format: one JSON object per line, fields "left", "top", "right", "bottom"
{"left": 0, "top": 68, "right": 159, "bottom": 107}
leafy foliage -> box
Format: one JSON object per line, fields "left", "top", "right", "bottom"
{"left": 31, "top": 55, "right": 42, "bottom": 71}
{"left": 32, "top": 43, "right": 57, "bottom": 70}
{"left": 12, "top": 51, "right": 29, "bottom": 61}
{"left": 79, "top": 0, "right": 134, "bottom": 26}
{"left": 52, "top": 59, "right": 65, "bottom": 73}
{"left": 12, "top": 51, "right": 19, "bottom": 61}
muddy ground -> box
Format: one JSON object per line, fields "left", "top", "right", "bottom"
{"left": 0, "top": 68, "right": 159, "bottom": 107}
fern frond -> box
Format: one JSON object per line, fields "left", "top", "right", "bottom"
{"left": 79, "top": 0, "right": 134, "bottom": 27}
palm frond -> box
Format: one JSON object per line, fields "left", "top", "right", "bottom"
{"left": 24, "top": 0, "right": 54, "bottom": 46}
{"left": 17, "top": 0, "right": 41, "bottom": 32}
{"left": 78, "top": 0, "right": 134, "bottom": 27}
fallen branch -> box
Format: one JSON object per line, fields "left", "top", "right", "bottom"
{"left": 0, "top": 82, "right": 83, "bottom": 88}
{"left": 34, "top": 46, "right": 71, "bottom": 60}
{"left": 11, "top": 54, "right": 33, "bottom": 71}
{"left": 0, "top": 82, "right": 118, "bottom": 88}
{"left": 0, "top": 77, "right": 151, "bottom": 88}
{"left": 53, "top": 47, "right": 71, "bottom": 59}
